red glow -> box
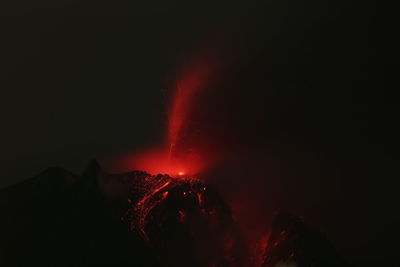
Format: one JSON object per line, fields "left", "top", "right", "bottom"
{"left": 121, "top": 57, "right": 221, "bottom": 177}
{"left": 125, "top": 147, "right": 203, "bottom": 177}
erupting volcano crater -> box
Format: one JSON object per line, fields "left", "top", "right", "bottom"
{"left": 122, "top": 171, "right": 247, "bottom": 266}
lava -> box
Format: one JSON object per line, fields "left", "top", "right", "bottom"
{"left": 124, "top": 171, "right": 247, "bottom": 266}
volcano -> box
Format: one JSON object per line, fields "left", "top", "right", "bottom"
{"left": 0, "top": 160, "right": 346, "bottom": 266}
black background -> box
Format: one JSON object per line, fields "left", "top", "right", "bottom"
{"left": 0, "top": 0, "right": 398, "bottom": 266}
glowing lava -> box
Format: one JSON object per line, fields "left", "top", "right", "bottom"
{"left": 124, "top": 171, "right": 247, "bottom": 266}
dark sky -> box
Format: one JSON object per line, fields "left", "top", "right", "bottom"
{"left": 0, "top": 0, "right": 398, "bottom": 265}
{"left": 0, "top": 1, "right": 266, "bottom": 187}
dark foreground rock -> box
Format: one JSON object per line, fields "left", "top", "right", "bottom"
{"left": 0, "top": 162, "right": 160, "bottom": 267}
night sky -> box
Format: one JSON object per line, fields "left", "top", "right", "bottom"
{"left": 0, "top": 0, "right": 398, "bottom": 266}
